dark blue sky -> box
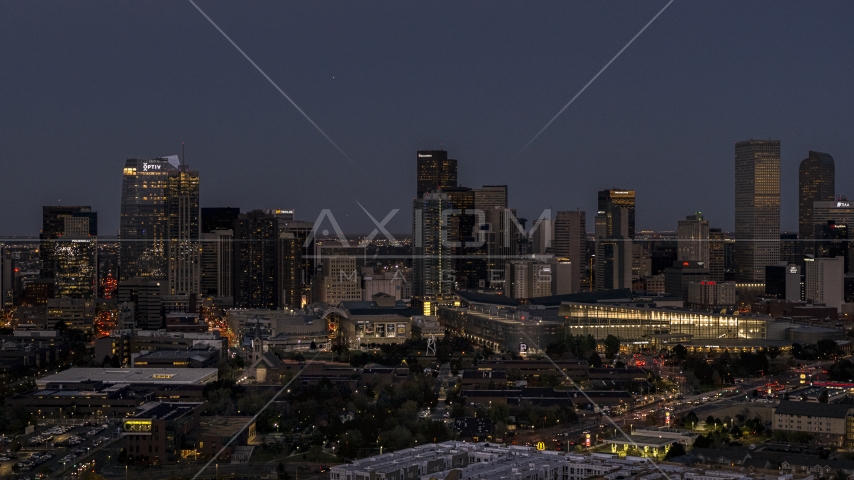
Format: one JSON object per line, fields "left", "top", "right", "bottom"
{"left": 1, "top": 1, "right": 852, "bottom": 236}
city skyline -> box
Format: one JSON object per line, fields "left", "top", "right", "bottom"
{"left": 1, "top": 2, "right": 853, "bottom": 236}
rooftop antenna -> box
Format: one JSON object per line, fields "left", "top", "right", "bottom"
{"left": 181, "top": 142, "right": 185, "bottom": 166}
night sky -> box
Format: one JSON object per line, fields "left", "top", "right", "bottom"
{"left": 1, "top": 1, "right": 852, "bottom": 236}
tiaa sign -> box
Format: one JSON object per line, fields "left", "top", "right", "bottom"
{"left": 122, "top": 419, "right": 153, "bottom": 435}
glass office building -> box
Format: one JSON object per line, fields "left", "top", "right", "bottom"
{"left": 120, "top": 156, "right": 180, "bottom": 280}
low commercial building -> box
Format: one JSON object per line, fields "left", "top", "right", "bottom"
{"left": 338, "top": 300, "right": 417, "bottom": 347}
{"left": 437, "top": 304, "right": 563, "bottom": 354}
{"left": 94, "top": 330, "right": 226, "bottom": 367}
{"left": 132, "top": 347, "right": 220, "bottom": 369}
{"left": 477, "top": 359, "right": 589, "bottom": 382}
{"left": 36, "top": 367, "right": 218, "bottom": 389}
{"left": 7, "top": 384, "right": 150, "bottom": 418}
{"left": 331, "top": 441, "right": 764, "bottom": 480}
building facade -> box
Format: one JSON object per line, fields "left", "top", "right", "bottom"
{"left": 166, "top": 166, "right": 200, "bottom": 296}
{"left": 120, "top": 156, "right": 180, "bottom": 280}
{"left": 798, "top": 151, "right": 835, "bottom": 254}
{"left": 734, "top": 140, "right": 781, "bottom": 283}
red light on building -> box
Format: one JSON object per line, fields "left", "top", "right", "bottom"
{"left": 682, "top": 262, "right": 689, "bottom": 266}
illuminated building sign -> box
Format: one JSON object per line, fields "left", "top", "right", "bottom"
{"left": 152, "top": 374, "right": 175, "bottom": 379}
{"left": 141, "top": 162, "right": 163, "bottom": 172}
{"left": 417, "top": 153, "right": 432, "bottom": 158}
{"left": 122, "top": 420, "right": 153, "bottom": 435}
{"left": 837, "top": 202, "right": 850, "bottom": 208}
{"left": 789, "top": 266, "right": 798, "bottom": 274}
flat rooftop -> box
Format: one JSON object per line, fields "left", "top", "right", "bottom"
{"left": 37, "top": 367, "right": 218, "bottom": 388}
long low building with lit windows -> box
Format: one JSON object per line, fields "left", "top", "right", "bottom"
{"left": 558, "top": 303, "right": 769, "bottom": 340}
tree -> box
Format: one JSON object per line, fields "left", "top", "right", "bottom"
{"left": 604, "top": 335, "right": 620, "bottom": 359}
{"left": 588, "top": 352, "right": 603, "bottom": 368}
{"left": 665, "top": 442, "right": 686, "bottom": 459}
{"left": 277, "top": 462, "right": 289, "bottom": 480}
{"left": 819, "top": 390, "right": 829, "bottom": 403}
{"left": 673, "top": 344, "right": 688, "bottom": 361}
{"left": 310, "top": 341, "right": 317, "bottom": 350}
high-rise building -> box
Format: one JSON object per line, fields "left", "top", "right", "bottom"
{"left": 473, "top": 185, "right": 508, "bottom": 211}
{"left": 594, "top": 208, "right": 632, "bottom": 290}
{"left": 413, "top": 191, "right": 452, "bottom": 299}
{"left": 233, "top": 210, "right": 278, "bottom": 309}
{"left": 734, "top": 140, "right": 780, "bottom": 283}
{"left": 0, "top": 245, "right": 14, "bottom": 308}
{"left": 117, "top": 277, "right": 163, "bottom": 330}
{"left": 665, "top": 261, "right": 711, "bottom": 303}
{"left": 40, "top": 206, "right": 98, "bottom": 299}
{"left": 798, "top": 151, "right": 835, "bottom": 253}
{"left": 278, "top": 232, "right": 302, "bottom": 309}
{"left": 553, "top": 211, "right": 586, "bottom": 292}
{"left": 815, "top": 221, "right": 849, "bottom": 273}
{"left": 200, "top": 229, "right": 233, "bottom": 299}
{"left": 813, "top": 199, "right": 854, "bottom": 231}
{"left": 416, "top": 150, "right": 457, "bottom": 198}
{"left": 708, "top": 228, "right": 729, "bottom": 283}
{"left": 804, "top": 256, "right": 844, "bottom": 311}
{"left": 166, "top": 166, "right": 200, "bottom": 295}
{"left": 277, "top": 218, "right": 315, "bottom": 304}
{"left": 504, "top": 260, "right": 553, "bottom": 299}
{"left": 598, "top": 189, "right": 636, "bottom": 239}
{"left": 201, "top": 207, "right": 240, "bottom": 233}
{"left": 315, "top": 247, "right": 363, "bottom": 304}
{"left": 677, "top": 213, "right": 710, "bottom": 265}
{"left": 120, "top": 156, "right": 180, "bottom": 280}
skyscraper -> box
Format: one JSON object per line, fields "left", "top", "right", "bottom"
{"left": 413, "top": 191, "right": 452, "bottom": 299}
{"left": 598, "top": 189, "right": 636, "bottom": 239}
{"left": 798, "top": 151, "right": 835, "bottom": 253}
{"left": 278, "top": 232, "right": 302, "bottom": 309}
{"left": 677, "top": 213, "right": 710, "bottom": 265}
{"left": 708, "top": 228, "right": 728, "bottom": 283}
{"left": 233, "top": 210, "right": 278, "bottom": 309}
{"left": 416, "top": 150, "right": 457, "bottom": 198}
{"left": 200, "top": 229, "right": 233, "bottom": 300}
{"left": 200, "top": 207, "right": 238, "bottom": 302}
{"left": 40, "top": 206, "right": 98, "bottom": 299}
{"left": 553, "top": 211, "right": 586, "bottom": 293}
{"left": 734, "top": 140, "right": 780, "bottom": 283}
{"left": 815, "top": 221, "right": 849, "bottom": 273}
{"left": 120, "top": 156, "right": 180, "bottom": 280}
{"left": 201, "top": 207, "right": 240, "bottom": 233}
{"left": 594, "top": 208, "right": 632, "bottom": 290}
{"left": 473, "top": 185, "right": 508, "bottom": 211}
{"left": 166, "top": 166, "right": 200, "bottom": 295}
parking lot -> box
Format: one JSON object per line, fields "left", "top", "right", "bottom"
{"left": 0, "top": 421, "right": 120, "bottom": 479}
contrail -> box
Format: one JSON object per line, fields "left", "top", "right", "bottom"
{"left": 516, "top": 0, "right": 676, "bottom": 157}
{"left": 187, "top": 0, "right": 357, "bottom": 167}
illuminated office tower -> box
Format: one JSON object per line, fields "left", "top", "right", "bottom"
{"left": 233, "top": 210, "right": 278, "bottom": 309}
{"left": 677, "top": 213, "right": 709, "bottom": 265}
{"left": 553, "top": 211, "right": 586, "bottom": 292}
{"left": 166, "top": 166, "right": 200, "bottom": 295}
{"left": 40, "top": 206, "right": 98, "bottom": 299}
{"left": 804, "top": 255, "right": 844, "bottom": 311}
{"left": 798, "top": 151, "right": 835, "bottom": 254}
{"left": 278, "top": 232, "right": 302, "bottom": 309}
{"left": 119, "top": 156, "right": 180, "bottom": 280}
{"left": 595, "top": 208, "right": 632, "bottom": 290}
{"left": 413, "top": 191, "right": 452, "bottom": 299}
{"left": 598, "top": 189, "right": 636, "bottom": 239}
{"left": 734, "top": 140, "right": 780, "bottom": 283}
{"left": 277, "top": 216, "right": 315, "bottom": 304}
{"left": 416, "top": 150, "right": 457, "bottom": 197}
